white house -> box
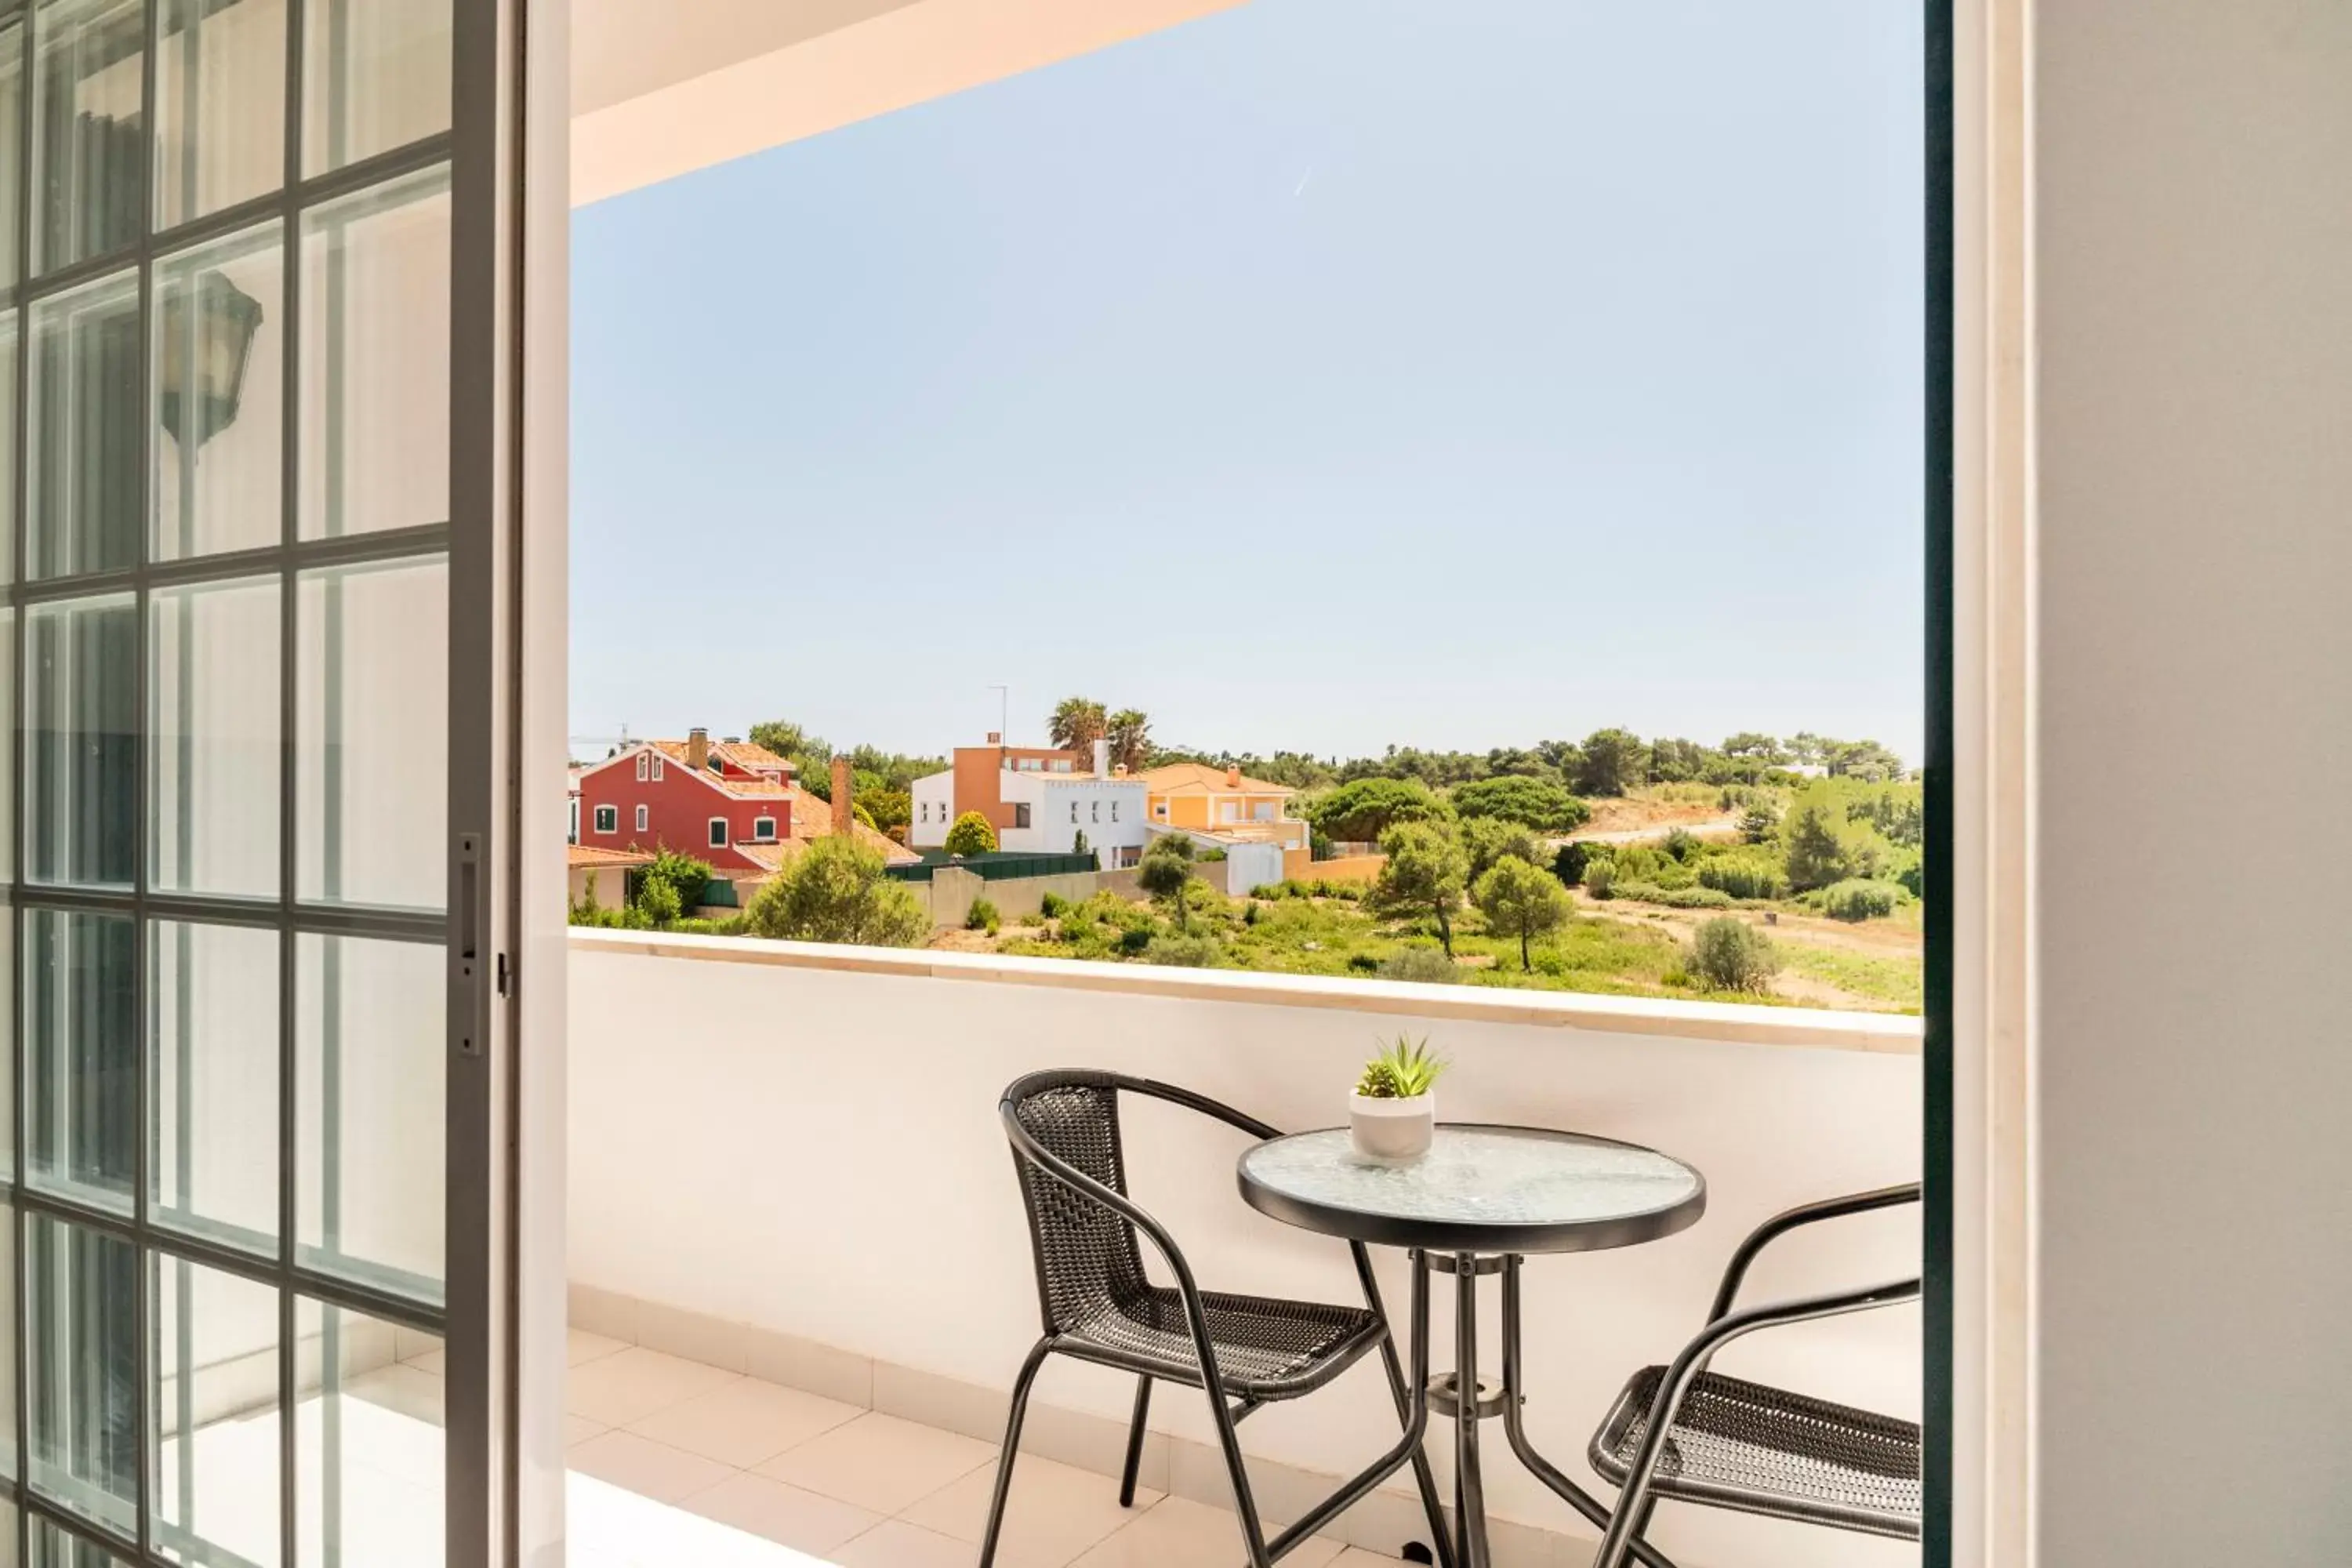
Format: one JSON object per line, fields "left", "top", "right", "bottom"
{"left": 909, "top": 739, "right": 1151, "bottom": 866}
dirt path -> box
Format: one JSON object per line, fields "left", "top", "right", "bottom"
{"left": 1572, "top": 891, "right": 1920, "bottom": 956}
{"left": 1561, "top": 815, "right": 1742, "bottom": 846}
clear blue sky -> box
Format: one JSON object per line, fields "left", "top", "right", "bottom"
{"left": 572, "top": 0, "right": 1924, "bottom": 764}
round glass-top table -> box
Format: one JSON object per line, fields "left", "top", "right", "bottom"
{"left": 1236, "top": 1123, "right": 1705, "bottom": 1255}
{"left": 1239, "top": 1125, "right": 1706, "bottom": 1568}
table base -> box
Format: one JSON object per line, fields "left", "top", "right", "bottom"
{"left": 1408, "top": 1251, "right": 1682, "bottom": 1568}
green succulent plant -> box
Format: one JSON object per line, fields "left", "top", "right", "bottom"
{"left": 1354, "top": 1034, "right": 1447, "bottom": 1099}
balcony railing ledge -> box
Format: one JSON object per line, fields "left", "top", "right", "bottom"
{"left": 567, "top": 927, "right": 1924, "bottom": 1055}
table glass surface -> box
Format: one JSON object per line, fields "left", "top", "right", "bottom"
{"left": 1240, "top": 1125, "right": 1701, "bottom": 1232}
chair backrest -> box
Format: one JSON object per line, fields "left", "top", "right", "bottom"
{"left": 1003, "top": 1073, "right": 1152, "bottom": 1336}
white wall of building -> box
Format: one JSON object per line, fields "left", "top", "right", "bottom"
{"left": 909, "top": 769, "right": 955, "bottom": 848}
{"left": 2031, "top": 3, "right": 2352, "bottom": 1562}
{"left": 571, "top": 935, "right": 1921, "bottom": 1567}
{"left": 996, "top": 775, "right": 1149, "bottom": 861}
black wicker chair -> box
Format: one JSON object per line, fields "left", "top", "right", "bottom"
{"left": 1584, "top": 1185, "right": 1924, "bottom": 1568}
{"left": 988, "top": 1070, "right": 1454, "bottom": 1568}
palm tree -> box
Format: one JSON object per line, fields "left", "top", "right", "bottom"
{"left": 1106, "top": 709, "right": 1151, "bottom": 772}
{"left": 1047, "top": 695, "right": 1107, "bottom": 753}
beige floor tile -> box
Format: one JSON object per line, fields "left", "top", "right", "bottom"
{"left": 1328, "top": 1549, "right": 1406, "bottom": 1565}
{"left": 1069, "top": 1496, "right": 1348, "bottom": 1568}
{"left": 678, "top": 1471, "right": 884, "bottom": 1555}
{"left": 570, "top": 1328, "right": 633, "bottom": 1368}
{"left": 566, "top": 1430, "right": 736, "bottom": 1504}
{"left": 901, "top": 1454, "right": 1160, "bottom": 1568}
{"left": 627, "top": 1377, "right": 865, "bottom": 1468}
{"left": 754, "top": 1412, "right": 996, "bottom": 1515}
{"left": 565, "top": 1414, "right": 609, "bottom": 1448}
{"left": 408, "top": 1348, "right": 448, "bottom": 1377}
{"left": 829, "top": 1519, "right": 978, "bottom": 1568}
{"left": 568, "top": 1346, "right": 742, "bottom": 1427}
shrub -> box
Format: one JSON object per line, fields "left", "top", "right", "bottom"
{"left": 629, "top": 849, "right": 714, "bottom": 913}
{"left": 1818, "top": 879, "right": 1904, "bottom": 921}
{"left": 1347, "top": 953, "right": 1381, "bottom": 974}
{"left": 1690, "top": 917, "right": 1779, "bottom": 993}
{"left": 1662, "top": 827, "right": 1700, "bottom": 862}
{"left": 744, "top": 837, "right": 930, "bottom": 947}
{"left": 1117, "top": 926, "right": 1153, "bottom": 955}
{"left": 1039, "top": 891, "right": 1069, "bottom": 919}
{"left": 1613, "top": 883, "right": 1733, "bottom": 910}
{"left": 1552, "top": 840, "right": 1600, "bottom": 887}
{"left": 1312, "top": 879, "right": 1365, "bottom": 902}
{"left": 943, "top": 811, "right": 998, "bottom": 857}
{"left": 1582, "top": 858, "right": 1617, "bottom": 898}
{"left": 634, "top": 875, "right": 682, "bottom": 927}
{"left": 1142, "top": 933, "right": 1222, "bottom": 967}
{"left": 1243, "top": 901, "right": 1260, "bottom": 927}
{"left": 965, "top": 898, "right": 1000, "bottom": 932}
{"left": 1379, "top": 947, "right": 1461, "bottom": 985}
{"left": 1450, "top": 775, "right": 1590, "bottom": 833}
{"left": 1698, "top": 856, "right": 1790, "bottom": 902}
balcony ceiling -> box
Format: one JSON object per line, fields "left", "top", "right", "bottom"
{"left": 570, "top": 0, "right": 1247, "bottom": 206}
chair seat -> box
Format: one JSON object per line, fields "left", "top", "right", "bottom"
{"left": 1058, "top": 1286, "right": 1385, "bottom": 1400}
{"left": 1589, "top": 1367, "right": 1922, "bottom": 1541}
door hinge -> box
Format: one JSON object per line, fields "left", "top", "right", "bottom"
{"left": 497, "top": 952, "right": 512, "bottom": 998}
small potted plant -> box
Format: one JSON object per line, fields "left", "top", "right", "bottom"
{"left": 1350, "top": 1034, "right": 1446, "bottom": 1164}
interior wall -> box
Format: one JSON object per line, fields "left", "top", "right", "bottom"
{"left": 2031, "top": 2, "right": 2352, "bottom": 1560}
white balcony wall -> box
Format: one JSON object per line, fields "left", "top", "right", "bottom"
{"left": 569, "top": 933, "right": 1922, "bottom": 1567}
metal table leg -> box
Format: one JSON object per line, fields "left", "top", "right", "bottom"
{"left": 1452, "top": 1251, "right": 1490, "bottom": 1568}
{"left": 1497, "top": 1256, "right": 1682, "bottom": 1568}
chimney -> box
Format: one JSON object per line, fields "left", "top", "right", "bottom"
{"left": 985, "top": 731, "right": 1003, "bottom": 746}
{"left": 830, "top": 756, "right": 853, "bottom": 837}
{"left": 686, "top": 727, "right": 710, "bottom": 771}
{"left": 1225, "top": 764, "right": 1242, "bottom": 789}
{"left": 1092, "top": 739, "right": 1110, "bottom": 777}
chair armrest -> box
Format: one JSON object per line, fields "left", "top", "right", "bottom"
{"left": 1131, "top": 1076, "right": 1283, "bottom": 1142}
{"left": 1707, "top": 1184, "right": 1921, "bottom": 1323}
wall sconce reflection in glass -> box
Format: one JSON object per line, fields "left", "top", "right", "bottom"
{"left": 159, "top": 270, "right": 264, "bottom": 450}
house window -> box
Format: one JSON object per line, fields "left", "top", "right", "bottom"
{"left": 634, "top": 804, "right": 649, "bottom": 833}
{"left": 1112, "top": 800, "right": 1120, "bottom": 822}
{"left": 1013, "top": 804, "right": 1031, "bottom": 829}
{"left": 635, "top": 753, "right": 649, "bottom": 781}
{"left": 1070, "top": 801, "right": 1079, "bottom": 822}
{"left": 1155, "top": 802, "right": 1167, "bottom": 818}
{"left": 753, "top": 816, "right": 777, "bottom": 841}
{"left": 1091, "top": 800, "right": 1099, "bottom": 822}
{"left": 652, "top": 755, "right": 664, "bottom": 781}
{"left": 709, "top": 818, "right": 728, "bottom": 848}
{"left": 593, "top": 805, "right": 617, "bottom": 834}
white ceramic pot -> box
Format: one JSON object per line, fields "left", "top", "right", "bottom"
{"left": 1349, "top": 1092, "right": 1436, "bottom": 1164}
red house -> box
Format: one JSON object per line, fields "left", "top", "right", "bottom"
{"left": 575, "top": 730, "right": 795, "bottom": 873}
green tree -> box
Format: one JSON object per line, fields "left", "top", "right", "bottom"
{"left": 1739, "top": 802, "right": 1781, "bottom": 844}
{"left": 1690, "top": 916, "right": 1780, "bottom": 993}
{"left": 1574, "top": 728, "right": 1650, "bottom": 797}
{"left": 1305, "top": 777, "right": 1453, "bottom": 844}
{"left": 1462, "top": 816, "right": 1548, "bottom": 881}
{"left": 1366, "top": 822, "right": 1469, "bottom": 956}
{"left": 944, "top": 811, "right": 998, "bottom": 857}
{"left": 748, "top": 719, "right": 833, "bottom": 790}
{"left": 1105, "top": 709, "right": 1152, "bottom": 772}
{"left": 861, "top": 788, "right": 913, "bottom": 837}
{"left": 1472, "top": 855, "right": 1572, "bottom": 971}
{"left": 1136, "top": 835, "right": 1198, "bottom": 931}
{"left": 1451, "top": 775, "right": 1590, "bottom": 833}
{"left": 1828, "top": 739, "right": 1905, "bottom": 782}
{"left": 744, "top": 837, "right": 929, "bottom": 946}
{"left": 635, "top": 874, "right": 682, "bottom": 927}
{"left": 1048, "top": 696, "right": 1108, "bottom": 753}
{"left": 1780, "top": 784, "right": 1893, "bottom": 890}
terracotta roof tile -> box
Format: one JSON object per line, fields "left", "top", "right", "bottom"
{"left": 568, "top": 844, "right": 655, "bottom": 868}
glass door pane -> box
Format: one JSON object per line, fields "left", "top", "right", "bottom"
{"left": 2, "top": 0, "right": 517, "bottom": 1555}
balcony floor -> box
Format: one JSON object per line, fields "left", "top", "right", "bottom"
{"left": 551, "top": 1328, "right": 1389, "bottom": 1566}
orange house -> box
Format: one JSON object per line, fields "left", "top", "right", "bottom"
{"left": 1138, "top": 763, "right": 1310, "bottom": 851}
